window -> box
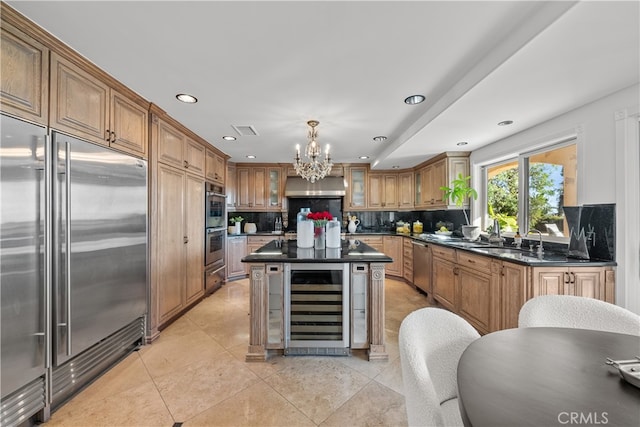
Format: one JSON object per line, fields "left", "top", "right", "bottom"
{"left": 484, "top": 141, "right": 577, "bottom": 240}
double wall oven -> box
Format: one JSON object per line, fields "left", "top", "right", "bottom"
{"left": 205, "top": 182, "right": 226, "bottom": 293}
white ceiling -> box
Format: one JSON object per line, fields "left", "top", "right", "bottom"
{"left": 7, "top": 1, "right": 639, "bottom": 169}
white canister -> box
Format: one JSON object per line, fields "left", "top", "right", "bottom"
{"left": 326, "top": 220, "right": 341, "bottom": 248}
{"left": 297, "top": 220, "right": 314, "bottom": 248}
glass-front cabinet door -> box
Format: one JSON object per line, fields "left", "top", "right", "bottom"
{"left": 346, "top": 166, "right": 367, "bottom": 209}
{"left": 266, "top": 264, "right": 284, "bottom": 348}
{"left": 268, "top": 167, "right": 282, "bottom": 210}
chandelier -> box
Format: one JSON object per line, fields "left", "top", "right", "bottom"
{"left": 293, "top": 120, "right": 333, "bottom": 183}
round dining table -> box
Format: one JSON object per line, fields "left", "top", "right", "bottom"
{"left": 457, "top": 327, "right": 640, "bottom": 427}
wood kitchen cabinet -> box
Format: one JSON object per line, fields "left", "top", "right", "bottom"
{"left": 398, "top": 172, "right": 414, "bottom": 210}
{"left": 227, "top": 235, "right": 248, "bottom": 279}
{"left": 383, "top": 236, "right": 403, "bottom": 277}
{"left": 358, "top": 235, "right": 384, "bottom": 253}
{"left": 368, "top": 173, "right": 398, "bottom": 209}
{"left": 235, "top": 165, "right": 283, "bottom": 211}
{"left": 403, "top": 237, "right": 414, "bottom": 283}
{"left": 415, "top": 153, "right": 470, "bottom": 209}
{"left": 153, "top": 163, "right": 204, "bottom": 327}
{"left": 50, "top": 52, "right": 148, "bottom": 158}
{"left": 156, "top": 118, "right": 206, "bottom": 177}
{"left": 496, "top": 261, "right": 529, "bottom": 330}
{"left": 531, "top": 266, "right": 614, "bottom": 303}
{"left": 226, "top": 163, "right": 237, "bottom": 209}
{"left": 457, "top": 251, "right": 494, "bottom": 334}
{"left": 431, "top": 245, "right": 458, "bottom": 312}
{"left": 206, "top": 148, "right": 226, "bottom": 185}
{"left": 345, "top": 166, "right": 367, "bottom": 209}
{"left": 0, "top": 19, "right": 49, "bottom": 125}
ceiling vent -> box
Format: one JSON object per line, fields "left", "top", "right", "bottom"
{"left": 232, "top": 125, "right": 259, "bottom": 136}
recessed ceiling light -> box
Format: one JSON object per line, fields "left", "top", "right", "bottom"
{"left": 246, "top": 155, "right": 256, "bottom": 159}
{"left": 404, "top": 94, "right": 425, "bottom": 105}
{"left": 373, "top": 136, "right": 387, "bottom": 142}
{"left": 457, "top": 141, "right": 469, "bottom": 146}
{"left": 176, "top": 93, "right": 197, "bottom": 103}
{"left": 222, "top": 136, "right": 236, "bottom": 141}
{"left": 498, "top": 120, "right": 513, "bottom": 126}
{"left": 359, "top": 156, "right": 369, "bottom": 160}
{"left": 392, "top": 165, "right": 400, "bottom": 169}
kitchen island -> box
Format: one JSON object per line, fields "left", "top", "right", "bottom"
{"left": 242, "top": 239, "right": 392, "bottom": 362}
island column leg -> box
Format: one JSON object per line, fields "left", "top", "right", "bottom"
{"left": 246, "top": 264, "right": 268, "bottom": 361}
{"left": 368, "top": 263, "right": 388, "bottom": 361}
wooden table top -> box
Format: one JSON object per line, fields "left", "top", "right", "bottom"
{"left": 457, "top": 327, "right": 640, "bottom": 427}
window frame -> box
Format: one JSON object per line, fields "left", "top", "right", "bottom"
{"left": 480, "top": 137, "right": 578, "bottom": 244}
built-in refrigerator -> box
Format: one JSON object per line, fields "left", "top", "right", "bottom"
{"left": 1, "top": 114, "right": 148, "bottom": 425}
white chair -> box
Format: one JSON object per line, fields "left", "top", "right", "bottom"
{"left": 399, "top": 307, "right": 480, "bottom": 427}
{"left": 518, "top": 295, "right": 640, "bottom": 336}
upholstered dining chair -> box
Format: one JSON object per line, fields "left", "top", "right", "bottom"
{"left": 399, "top": 307, "right": 481, "bottom": 427}
{"left": 518, "top": 295, "right": 640, "bottom": 336}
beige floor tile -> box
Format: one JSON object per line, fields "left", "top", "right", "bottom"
{"left": 153, "top": 351, "right": 260, "bottom": 421}
{"left": 373, "top": 356, "right": 405, "bottom": 396}
{"left": 184, "top": 380, "right": 315, "bottom": 427}
{"left": 45, "top": 381, "right": 174, "bottom": 427}
{"left": 140, "top": 329, "right": 226, "bottom": 378}
{"left": 320, "top": 381, "right": 408, "bottom": 427}
{"left": 264, "top": 357, "right": 371, "bottom": 424}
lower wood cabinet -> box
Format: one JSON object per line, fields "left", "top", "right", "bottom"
{"left": 457, "top": 251, "right": 493, "bottom": 334}
{"left": 227, "top": 235, "right": 247, "bottom": 279}
{"left": 383, "top": 236, "right": 403, "bottom": 277}
{"left": 531, "top": 266, "right": 614, "bottom": 303}
{"left": 431, "top": 246, "right": 457, "bottom": 312}
{"left": 403, "top": 238, "right": 414, "bottom": 282}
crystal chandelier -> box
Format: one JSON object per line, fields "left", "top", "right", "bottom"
{"left": 293, "top": 120, "right": 333, "bottom": 183}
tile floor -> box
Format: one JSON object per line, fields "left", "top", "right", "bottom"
{"left": 43, "top": 277, "right": 432, "bottom": 427}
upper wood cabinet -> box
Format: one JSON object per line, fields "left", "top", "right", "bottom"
{"left": 0, "top": 19, "right": 49, "bottom": 125}
{"left": 226, "top": 163, "right": 237, "bottom": 209}
{"left": 345, "top": 166, "right": 367, "bottom": 209}
{"left": 184, "top": 138, "right": 205, "bottom": 177}
{"left": 50, "top": 53, "right": 148, "bottom": 157}
{"left": 368, "top": 173, "right": 398, "bottom": 209}
{"left": 415, "top": 153, "right": 470, "bottom": 209}
{"left": 234, "top": 165, "right": 283, "bottom": 211}
{"left": 398, "top": 172, "right": 414, "bottom": 210}
{"left": 206, "top": 148, "right": 226, "bottom": 185}
{"left": 156, "top": 118, "right": 206, "bottom": 177}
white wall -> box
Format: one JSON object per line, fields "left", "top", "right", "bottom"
{"left": 470, "top": 83, "right": 640, "bottom": 312}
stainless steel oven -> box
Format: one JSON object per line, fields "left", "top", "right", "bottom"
{"left": 205, "top": 228, "right": 225, "bottom": 269}
{"left": 205, "top": 182, "right": 226, "bottom": 229}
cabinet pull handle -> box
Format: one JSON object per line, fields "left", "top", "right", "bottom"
{"left": 467, "top": 259, "right": 475, "bottom": 264}
{"left": 105, "top": 129, "right": 111, "bottom": 141}
{"left": 501, "top": 266, "right": 505, "bottom": 277}
{"left": 184, "top": 236, "right": 189, "bottom": 244}
{"left": 570, "top": 272, "right": 575, "bottom": 284}
{"left": 110, "top": 131, "right": 116, "bottom": 143}
{"left": 184, "top": 160, "right": 189, "bottom": 168}
{"left": 564, "top": 272, "right": 570, "bottom": 284}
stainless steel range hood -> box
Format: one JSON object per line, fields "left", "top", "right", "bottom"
{"left": 285, "top": 176, "right": 346, "bottom": 197}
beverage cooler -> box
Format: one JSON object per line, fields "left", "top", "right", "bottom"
{"left": 284, "top": 263, "right": 350, "bottom": 355}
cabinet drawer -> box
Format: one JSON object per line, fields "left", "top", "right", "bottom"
{"left": 403, "top": 246, "right": 413, "bottom": 258}
{"left": 431, "top": 245, "right": 456, "bottom": 261}
{"left": 247, "top": 235, "right": 275, "bottom": 245}
{"left": 358, "top": 235, "right": 384, "bottom": 245}
{"left": 457, "top": 251, "right": 492, "bottom": 273}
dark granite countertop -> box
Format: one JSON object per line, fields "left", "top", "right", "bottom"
{"left": 242, "top": 239, "right": 393, "bottom": 263}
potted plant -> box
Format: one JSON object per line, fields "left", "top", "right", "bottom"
{"left": 230, "top": 216, "right": 244, "bottom": 234}
{"left": 440, "top": 174, "right": 480, "bottom": 240}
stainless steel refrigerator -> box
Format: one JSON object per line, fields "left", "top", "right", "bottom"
{"left": 1, "top": 114, "right": 148, "bottom": 424}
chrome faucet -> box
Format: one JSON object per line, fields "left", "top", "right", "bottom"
{"left": 528, "top": 229, "right": 544, "bottom": 255}
{"left": 488, "top": 219, "right": 504, "bottom": 246}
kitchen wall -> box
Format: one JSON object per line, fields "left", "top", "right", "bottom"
{"left": 470, "top": 83, "right": 639, "bottom": 311}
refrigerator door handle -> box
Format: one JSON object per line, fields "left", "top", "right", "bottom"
{"left": 64, "top": 141, "right": 72, "bottom": 356}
